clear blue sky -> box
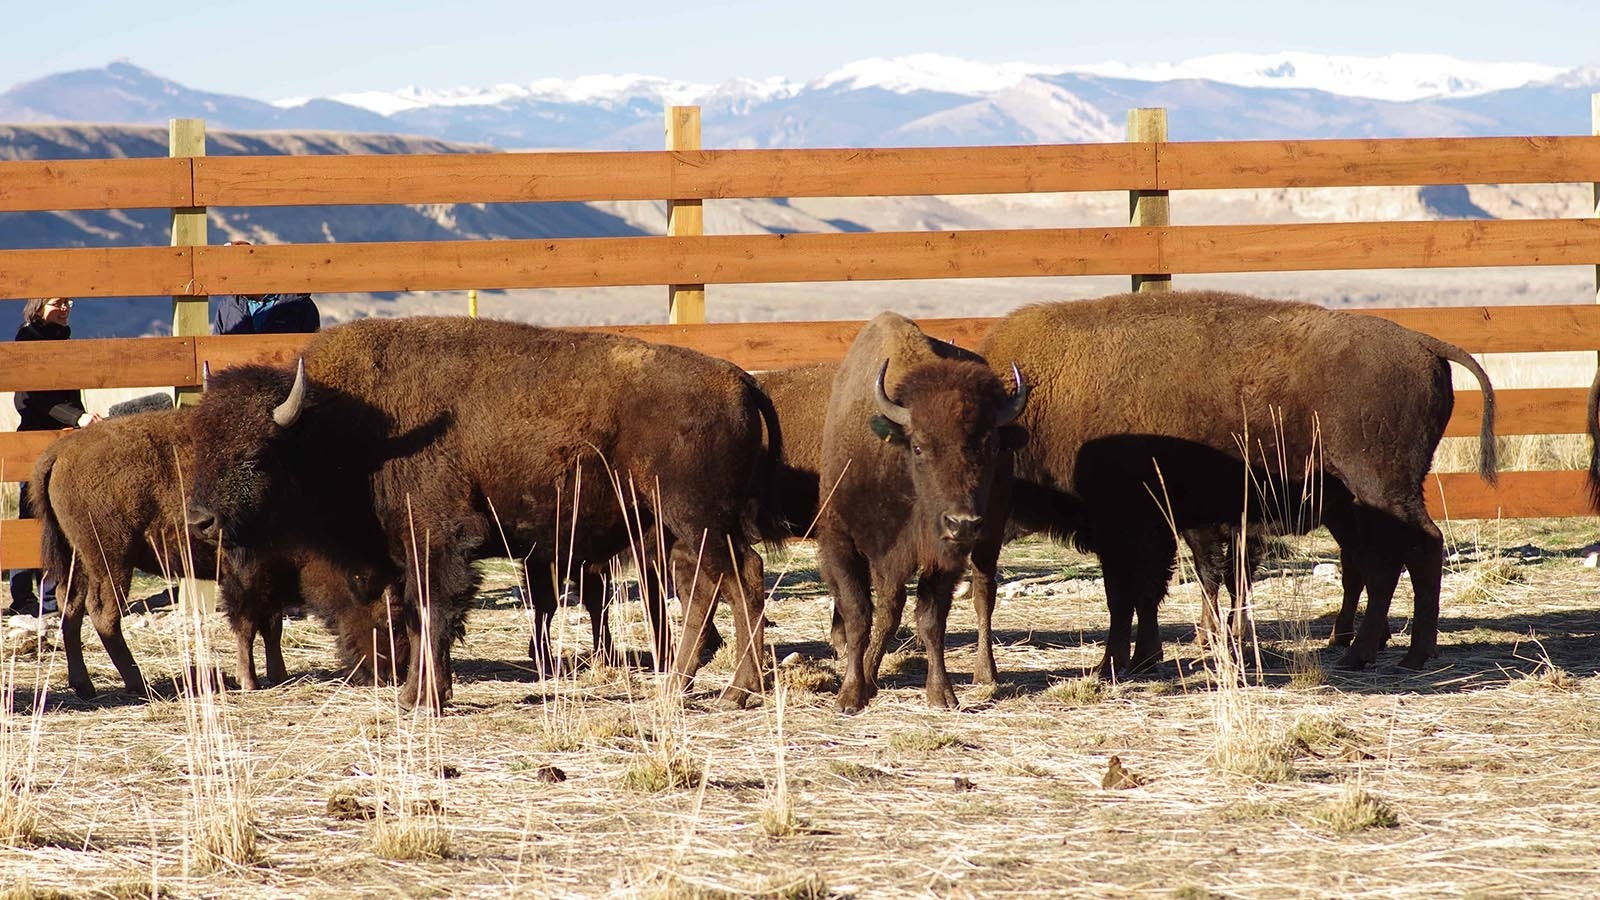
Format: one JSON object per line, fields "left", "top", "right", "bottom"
{"left": 9, "top": 0, "right": 1596, "bottom": 100}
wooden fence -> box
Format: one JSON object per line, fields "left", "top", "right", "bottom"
{"left": 2, "top": 108, "right": 1599, "bottom": 568}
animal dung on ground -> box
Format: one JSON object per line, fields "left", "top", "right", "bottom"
{"left": 1101, "top": 755, "right": 1148, "bottom": 790}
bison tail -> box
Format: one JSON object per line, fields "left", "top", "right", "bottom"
{"left": 1423, "top": 334, "right": 1497, "bottom": 487}
{"left": 30, "top": 441, "right": 75, "bottom": 595}
{"left": 1587, "top": 365, "right": 1600, "bottom": 513}
{"left": 745, "top": 374, "right": 789, "bottom": 549}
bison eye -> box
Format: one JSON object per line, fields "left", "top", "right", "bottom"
{"left": 912, "top": 444, "right": 924, "bottom": 457}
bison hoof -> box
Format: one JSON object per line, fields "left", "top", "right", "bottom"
{"left": 716, "top": 686, "right": 762, "bottom": 710}
{"left": 1397, "top": 648, "right": 1436, "bottom": 671}
{"left": 1327, "top": 632, "right": 1354, "bottom": 649}
{"left": 926, "top": 685, "right": 959, "bottom": 710}
{"left": 70, "top": 680, "right": 97, "bottom": 701}
{"left": 837, "top": 681, "right": 876, "bottom": 715}
{"left": 1335, "top": 647, "right": 1375, "bottom": 670}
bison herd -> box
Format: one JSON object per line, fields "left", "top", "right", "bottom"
{"left": 30, "top": 289, "right": 1554, "bottom": 714}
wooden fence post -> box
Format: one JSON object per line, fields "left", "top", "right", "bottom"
{"left": 1127, "top": 107, "right": 1170, "bottom": 294}
{"left": 170, "top": 118, "right": 208, "bottom": 406}
{"left": 666, "top": 106, "right": 706, "bottom": 324}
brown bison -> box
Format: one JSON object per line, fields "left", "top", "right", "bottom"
{"left": 976, "top": 290, "right": 1496, "bottom": 679}
{"left": 757, "top": 360, "right": 1021, "bottom": 689}
{"left": 818, "top": 312, "right": 1027, "bottom": 712}
{"left": 29, "top": 408, "right": 405, "bottom": 699}
{"left": 184, "top": 317, "right": 779, "bottom": 711}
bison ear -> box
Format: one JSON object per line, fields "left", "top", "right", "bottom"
{"left": 870, "top": 415, "right": 907, "bottom": 445}
{"left": 998, "top": 424, "right": 1029, "bottom": 451}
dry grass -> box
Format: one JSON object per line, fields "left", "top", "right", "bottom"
{"left": 0, "top": 521, "right": 1598, "bottom": 897}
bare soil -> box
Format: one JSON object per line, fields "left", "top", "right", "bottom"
{"left": 2, "top": 518, "right": 1599, "bottom": 899}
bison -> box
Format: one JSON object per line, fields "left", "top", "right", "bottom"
{"left": 29, "top": 407, "right": 405, "bottom": 699}
{"left": 184, "top": 317, "right": 780, "bottom": 711}
{"left": 817, "top": 312, "right": 1027, "bottom": 712}
{"left": 975, "top": 290, "right": 1496, "bottom": 679}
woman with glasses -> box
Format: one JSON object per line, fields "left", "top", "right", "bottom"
{"left": 7, "top": 297, "right": 100, "bottom": 617}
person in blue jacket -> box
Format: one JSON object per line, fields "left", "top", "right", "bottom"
{"left": 213, "top": 240, "right": 321, "bottom": 335}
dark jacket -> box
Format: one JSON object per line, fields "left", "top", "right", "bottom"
{"left": 14, "top": 321, "right": 86, "bottom": 431}
{"left": 214, "top": 293, "right": 320, "bottom": 335}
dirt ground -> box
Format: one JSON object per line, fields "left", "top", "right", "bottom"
{"left": 1, "top": 517, "right": 1598, "bottom": 899}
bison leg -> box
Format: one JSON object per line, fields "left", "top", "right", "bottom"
{"left": 637, "top": 557, "right": 673, "bottom": 673}
{"left": 1398, "top": 516, "right": 1445, "bottom": 670}
{"left": 864, "top": 577, "right": 908, "bottom": 685}
{"left": 1097, "top": 535, "right": 1175, "bottom": 682}
{"left": 579, "top": 564, "right": 620, "bottom": 668}
{"left": 1324, "top": 512, "right": 1364, "bottom": 649}
{"left": 667, "top": 545, "right": 717, "bottom": 693}
{"left": 398, "top": 551, "right": 468, "bottom": 712}
{"left": 1185, "top": 526, "right": 1230, "bottom": 652}
{"left": 234, "top": 618, "right": 261, "bottom": 691}
{"left": 1336, "top": 515, "right": 1407, "bottom": 670}
{"left": 719, "top": 539, "right": 768, "bottom": 709}
{"left": 524, "top": 567, "right": 560, "bottom": 680}
{"left": 915, "top": 568, "right": 962, "bottom": 710}
{"left": 821, "top": 539, "right": 876, "bottom": 714}
{"left": 260, "top": 611, "right": 287, "bottom": 685}
{"left": 1130, "top": 534, "right": 1178, "bottom": 675}
{"left": 86, "top": 577, "right": 146, "bottom": 698}
{"left": 967, "top": 534, "right": 1003, "bottom": 686}
{"left": 60, "top": 578, "right": 96, "bottom": 700}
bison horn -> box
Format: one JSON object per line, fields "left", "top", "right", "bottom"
{"left": 873, "top": 360, "right": 913, "bottom": 428}
{"left": 201, "top": 361, "right": 211, "bottom": 392}
{"left": 996, "top": 363, "right": 1029, "bottom": 426}
{"left": 273, "top": 358, "right": 307, "bottom": 429}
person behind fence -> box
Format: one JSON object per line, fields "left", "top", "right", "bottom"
{"left": 213, "top": 239, "right": 321, "bottom": 335}
{"left": 7, "top": 296, "right": 101, "bottom": 617}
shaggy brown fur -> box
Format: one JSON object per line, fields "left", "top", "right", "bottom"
{"left": 977, "top": 290, "right": 1496, "bottom": 679}
{"left": 29, "top": 408, "right": 405, "bottom": 699}
{"left": 185, "top": 317, "right": 780, "bottom": 711}
{"left": 817, "top": 313, "right": 1025, "bottom": 712}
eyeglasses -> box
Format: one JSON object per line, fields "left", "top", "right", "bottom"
{"left": 44, "top": 299, "right": 73, "bottom": 309}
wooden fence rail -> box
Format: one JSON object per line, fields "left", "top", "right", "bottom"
{"left": 3, "top": 118, "right": 1599, "bottom": 569}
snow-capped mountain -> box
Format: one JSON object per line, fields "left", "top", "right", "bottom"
{"left": 1, "top": 52, "right": 1594, "bottom": 152}
{"left": 1060, "top": 52, "right": 1565, "bottom": 102}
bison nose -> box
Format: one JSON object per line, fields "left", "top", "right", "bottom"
{"left": 186, "top": 505, "right": 219, "bottom": 542}
{"left": 941, "top": 512, "right": 983, "bottom": 543}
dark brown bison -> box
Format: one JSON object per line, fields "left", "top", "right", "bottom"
{"left": 817, "top": 312, "right": 1027, "bottom": 712}
{"left": 29, "top": 408, "right": 405, "bottom": 699}
{"left": 758, "top": 360, "right": 1021, "bottom": 689}
{"left": 976, "top": 290, "right": 1496, "bottom": 679}
{"left": 184, "top": 317, "right": 779, "bottom": 711}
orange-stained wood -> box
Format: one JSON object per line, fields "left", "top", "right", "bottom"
{"left": 185, "top": 231, "right": 1162, "bottom": 295}
{"left": 0, "top": 519, "right": 42, "bottom": 570}
{"left": 0, "top": 431, "right": 66, "bottom": 482}
{"left": 1425, "top": 470, "right": 1593, "bottom": 520}
{"left": 0, "top": 247, "right": 194, "bottom": 301}
{"left": 1359, "top": 304, "right": 1600, "bottom": 353}
{"left": 6, "top": 220, "right": 1598, "bottom": 303}
{"left": 1446, "top": 388, "right": 1593, "bottom": 438}
{"left": 1160, "top": 220, "right": 1600, "bottom": 274}
{"left": 195, "top": 333, "right": 317, "bottom": 373}
{"left": 11, "top": 137, "right": 1600, "bottom": 213}
{"left": 0, "top": 337, "right": 196, "bottom": 391}
{"left": 191, "top": 144, "right": 1155, "bottom": 207}
{"left": 0, "top": 157, "right": 192, "bottom": 212}
{"left": 1158, "top": 137, "right": 1600, "bottom": 190}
